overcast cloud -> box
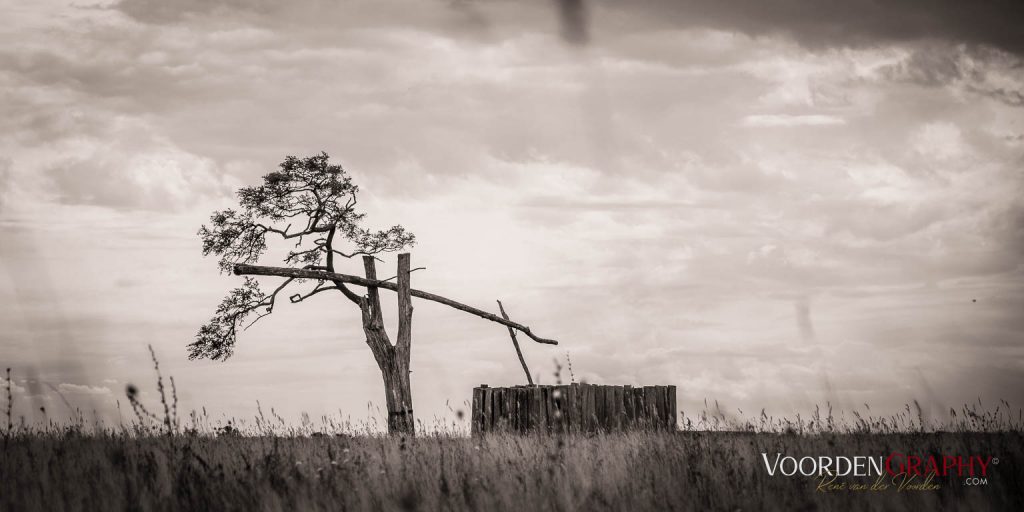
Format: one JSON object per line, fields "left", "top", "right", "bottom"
{"left": 1, "top": 0, "right": 1022, "bottom": 428}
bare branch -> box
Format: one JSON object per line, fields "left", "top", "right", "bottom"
{"left": 498, "top": 300, "right": 534, "bottom": 385}
{"left": 234, "top": 263, "right": 559, "bottom": 345}
{"left": 289, "top": 285, "right": 343, "bottom": 304}
{"left": 380, "top": 267, "right": 426, "bottom": 282}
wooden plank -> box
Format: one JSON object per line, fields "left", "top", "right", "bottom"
{"left": 544, "top": 386, "right": 554, "bottom": 434}
{"left": 637, "top": 387, "right": 646, "bottom": 427}
{"left": 561, "top": 385, "right": 569, "bottom": 434}
{"left": 656, "top": 386, "right": 667, "bottom": 430}
{"left": 649, "top": 386, "right": 659, "bottom": 430}
{"left": 606, "top": 385, "right": 614, "bottom": 430}
{"left": 635, "top": 387, "right": 647, "bottom": 429}
{"left": 581, "top": 385, "right": 589, "bottom": 432}
{"left": 586, "top": 384, "right": 597, "bottom": 432}
{"left": 548, "top": 386, "right": 557, "bottom": 433}
{"left": 492, "top": 387, "right": 499, "bottom": 432}
{"left": 537, "top": 387, "right": 547, "bottom": 433}
{"left": 508, "top": 387, "right": 516, "bottom": 432}
{"left": 513, "top": 387, "right": 521, "bottom": 432}
{"left": 519, "top": 387, "right": 529, "bottom": 433}
{"left": 589, "top": 385, "right": 598, "bottom": 430}
{"left": 481, "top": 386, "right": 490, "bottom": 434}
{"left": 492, "top": 387, "right": 500, "bottom": 432}
{"left": 567, "top": 384, "right": 578, "bottom": 433}
{"left": 600, "top": 386, "right": 612, "bottom": 431}
{"left": 667, "top": 385, "right": 677, "bottom": 431}
{"left": 601, "top": 386, "right": 612, "bottom": 431}
{"left": 540, "top": 387, "right": 548, "bottom": 432}
{"left": 509, "top": 388, "right": 516, "bottom": 432}
{"left": 482, "top": 387, "right": 492, "bottom": 433}
{"left": 497, "top": 387, "right": 505, "bottom": 432}
{"left": 471, "top": 387, "right": 482, "bottom": 436}
{"left": 505, "top": 388, "right": 514, "bottom": 432}
{"left": 612, "top": 386, "right": 624, "bottom": 431}
{"left": 623, "top": 385, "right": 634, "bottom": 429}
{"left": 643, "top": 386, "right": 658, "bottom": 429}
{"left": 489, "top": 388, "right": 498, "bottom": 432}
{"left": 553, "top": 386, "right": 565, "bottom": 433}
{"left": 552, "top": 385, "right": 561, "bottom": 432}
{"left": 532, "top": 385, "right": 540, "bottom": 430}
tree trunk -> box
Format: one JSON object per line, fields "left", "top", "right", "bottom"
{"left": 381, "top": 352, "right": 414, "bottom": 434}
{"left": 360, "top": 254, "right": 415, "bottom": 436}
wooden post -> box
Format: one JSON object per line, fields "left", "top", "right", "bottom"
{"left": 644, "top": 386, "right": 658, "bottom": 429}
{"left": 667, "top": 385, "right": 677, "bottom": 431}
{"left": 589, "top": 385, "right": 598, "bottom": 432}
{"left": 483, "top": 386, "right": 493, "bottom": 433}
{"left": 536, "top": 386, "right": 547, "bottom": 432}
{"left": 611, "top": 386, "right": 621, "bottom": 430}
{"left": 472, "top": 387, "right": 482, "bottom": 435}
{"left": 567, "top": 383, "right": 579, "bottom": 433}
{"left": 659, "top": 385, "right": 667, "bottom": 430}
{"left": 498, "top": 301, "right": 534, "bottom": 386}
{"left": 635, "top": 387, "right": 647, "bottom": 429}
{"left": 623, "top": 385, "right": 634, "bottom": 428}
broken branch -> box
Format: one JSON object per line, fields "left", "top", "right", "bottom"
{"left": 233, "top": 263, "right": 559, "bottom": 345}
{"left": 498, "top": 300, "right": 534, "bottom": 385}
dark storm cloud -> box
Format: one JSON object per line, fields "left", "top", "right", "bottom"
{"left": 115, "top": 0, "right": 1024, "bottom": 55}
{"left": 555, "top": 0, "right": 588, "bottom": 45}
{"left": 880, "top": 45, "right": 1024, "bottom": 106}
{"left": 113, "top": 0, "right": 530, "bottom": 37}
{"left": 612, "top": 0, "right": 1024, "bottom": 56}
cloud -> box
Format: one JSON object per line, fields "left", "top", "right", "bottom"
{"left": 0, "top": 114, "right": 237, "bottom": 212}
{"left": 43, "top": 140, "right": 234, "bottom": 210}
{"left": 879, "top": 44, "right": 1024, "bottom": 106}
{"left": 0, "top": 0, "right": 1021, "bottom": 423}
{"left": 741, "top": 114, "right": 846, "bottom": 127}
{"left": 112, "top": 0, "right": 1024, "bottom": 58}
{"left": 555, "top": 0, "right": 588, "bottom": 45}
{"left": 609, "top": 0, "right": 1024, "bottom": 56}
{"left": 57, "top": 383, "right": 112, "bottom": 396}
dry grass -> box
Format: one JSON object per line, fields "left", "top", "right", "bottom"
{"left": 1, "top": 428, "right": 1021, "bottom": 511}
{"left": 2, "top": 357, "right": 1022, "bottom": 511}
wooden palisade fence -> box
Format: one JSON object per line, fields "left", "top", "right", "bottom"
{"left": 471, "top": 384, "right": 677, "bottom": 435}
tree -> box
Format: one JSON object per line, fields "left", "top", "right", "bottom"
{"left": 191, "top": 152, "right": 557, "bottom": 435}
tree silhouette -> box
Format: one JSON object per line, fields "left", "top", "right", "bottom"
{"left": 192, "top": 152, "right": 557, "bottom": 435}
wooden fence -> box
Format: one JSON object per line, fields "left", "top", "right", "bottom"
{"left": 471, "top": 384, "right": 677, "bottom": 435}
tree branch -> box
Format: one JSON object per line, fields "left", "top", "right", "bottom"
{"left": 234, "top": 263, "right": 559, "bottom": 345}
{"left": 380, "top": 267, "right": 426, "bottom": 282}
{"left": 289, "top": 284, "right": 343, "bottom": 304}
{"left": 498, "top": 300, "right": 533, "bottom": 385}
{"left": 244, "top": 277, "right": 295, "bottom": 329}
{"left": 325, "top": 226, "right": 362, "bottom": 305}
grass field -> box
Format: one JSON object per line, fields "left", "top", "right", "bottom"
{"left": 2, "top": 427, "right": 1021, "bottom": 511}
{"left": 3, "top": 359, "right": 1022, "bottom": 511}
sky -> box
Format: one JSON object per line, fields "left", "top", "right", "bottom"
{"left": 1, "top": 0, "right": 1022, "bottom": 431}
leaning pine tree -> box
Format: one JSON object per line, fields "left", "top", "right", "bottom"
{"left": 190, "top": 152, "right": 557, "bottom": 435}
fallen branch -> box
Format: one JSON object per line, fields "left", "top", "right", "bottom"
{"left": 233, "top": 263, "right": 559, "bottom": 345}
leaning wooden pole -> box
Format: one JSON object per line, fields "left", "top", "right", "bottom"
{"left": 233, "top": 263, "right": 558, "bottom": 345}
{"left": 498, "top": 300, "right": 534, "bottom": 385}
